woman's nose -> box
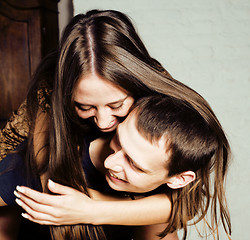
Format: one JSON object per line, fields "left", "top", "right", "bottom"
{"left": 94, "top": 108, "right": 113, "bottom": 129}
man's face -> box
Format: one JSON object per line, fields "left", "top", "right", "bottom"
{"left": 104, "top": 111, "right": 171, "bottom": 193}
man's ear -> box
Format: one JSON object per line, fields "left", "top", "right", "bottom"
{"left": 166, "top": 171, "right": 196, "bottom": 189}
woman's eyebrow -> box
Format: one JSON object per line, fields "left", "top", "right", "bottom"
{"left": 108, "top": 96, "right": 128, "bottom": 105}
{"left": 74, "top": 101, "right": 92, "bottom": 107}
{"left": 74, "top": 96, "right": 128, "bottom": 107}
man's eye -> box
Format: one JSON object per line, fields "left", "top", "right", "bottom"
{"left": 126, "top": 156, "right": 140, "bottom": 170}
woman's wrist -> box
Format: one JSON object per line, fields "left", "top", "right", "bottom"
{"left": 83, "top": 195, "right": 171, "bottom": 226}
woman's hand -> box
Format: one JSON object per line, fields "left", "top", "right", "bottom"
{"left": 14, "top": 180, "right": 96, "bottom": 225}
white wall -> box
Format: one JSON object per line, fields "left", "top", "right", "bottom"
{"left": 58, "top": 0, "right": 74, "bottom": 37}
{"left": 62, "top": 1, "right": 250, "bottom": 239}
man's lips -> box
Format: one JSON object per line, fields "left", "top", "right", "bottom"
{"left": 108, "top": 171, "right": 127, "bottom": 183}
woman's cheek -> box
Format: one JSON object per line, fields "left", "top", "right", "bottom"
{"left": 127, "top": 98, "right": 135, "bottom": 111}
{"left": 116, "top": 97, "right": 134, "bottom": 118}
{"left": 118, "top": 103, "right": 134, "bottom": 117}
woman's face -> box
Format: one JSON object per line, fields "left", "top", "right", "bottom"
{"left": 74, "top": 73, "right": 134, "bottom": 132}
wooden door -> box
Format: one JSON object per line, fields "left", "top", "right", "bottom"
{"left": 0, "top": 0, "right": 60, "bottom": 129}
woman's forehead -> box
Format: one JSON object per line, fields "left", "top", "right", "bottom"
{"left": 74, "top": 73, "right": 129, "bottom": 102}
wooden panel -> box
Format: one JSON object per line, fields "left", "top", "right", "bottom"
{"left": 6, "top": 0, "right": 59, "bottom": 10}
{"left": 0, "top": 15, "right": 30, "bottom": 119}
{"left": 0, "top": 0, "right": 59, "bottom": 129}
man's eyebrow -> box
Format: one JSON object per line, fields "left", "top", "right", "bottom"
{"left": 117, "top": 127, "right": 150, "bottom": 173}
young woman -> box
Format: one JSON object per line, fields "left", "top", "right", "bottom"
{"left": 0, "top": 10, "right": 231, "bottom": 240}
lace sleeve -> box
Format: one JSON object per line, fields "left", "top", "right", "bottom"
{"left": 0, "top": 85, "right": 51, "bottom": 161}
{"left": 0, "top": 100, "right": 30, "bottom": 161}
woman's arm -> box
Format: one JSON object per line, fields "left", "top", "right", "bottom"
{"left": 15, "top": 180, "right": 172, "bottom": 226}
{"left": 88, "top": 190, "right": 171, "bottom": 226}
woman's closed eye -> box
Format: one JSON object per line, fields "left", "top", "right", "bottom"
{"left": 109, "top": 102, "right": 124, "bottom": 110}
{"left": 75, "top": 101, "right": 125, "bottom": 111}
{"left": 75, "top": 102, "right": 94, "bottom": 111}
{"left": 109, "top": 95, "right": 130, "bottom": 110}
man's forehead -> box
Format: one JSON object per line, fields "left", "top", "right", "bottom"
{"left": 120, "top": 109, "right": 170, "bottom": 153}
{"left": 117, "top": 111, "right": 170, "bottom": 171}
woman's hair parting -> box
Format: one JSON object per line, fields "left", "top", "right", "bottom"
{"left": 133, "top": 95, "right": 231, "bottom": 239}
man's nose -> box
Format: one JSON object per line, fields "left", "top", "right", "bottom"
{"left": 104, "top": 150, "right": 123, "bottom": 172}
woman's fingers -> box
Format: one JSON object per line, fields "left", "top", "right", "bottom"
{"left": 13, "top": 182, "right": 94, "bottom": 225}
{"left": 15, "top": 180, "right": 75, "bottom": 206}
{"left": 16, "top": 185, "right": 56, "bottom": 205}
{"left": 15, "top": 197, "right": 58, "bottom": 225}
{"left": 21, "top": 212, "right": 55, "bottom": 225}
{"left": 14, "top": 186, "right": 65, "bottom": 224}
{"left": 16, "top": 180, "right": 77, "bottom": 200}
{"left": 47, "top": 179, "right": 77, "bottom": 195}
{"left": 14, "top": 190, "right": 54, "bottom": 215}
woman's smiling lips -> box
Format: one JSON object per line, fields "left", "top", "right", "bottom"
{"left": 98, "top": 119, "right": 118, "bottom": 131}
